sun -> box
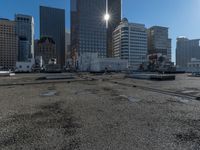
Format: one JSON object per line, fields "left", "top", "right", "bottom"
{"left": 104, "top": 13, "right": 110, "bottom": 21}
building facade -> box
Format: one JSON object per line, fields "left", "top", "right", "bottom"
{"left": 35, "top": 37, "right": 56, "bottom": 65}
{"left": 40, "top": 6, "right": 65, "bottom": 67}
{"left": 107, "top": 0, "right": 121, "bottom": 57}
{"left": 15, "top": 14, "right": 34, "bottom": 61}
{"left": 0, "top": 19, "right": 18, "bottom": 69}
{"left": 78, "top": 52, "right": 128, "bottom": 72}
{"left": 70, "top": 0, "right": 121, "bottom": 59}
{"left": 113, "top": 18, "right": 148, "bottom": 70}
{"left": 176, "top": 37, "right": 200, "bottom": 68}
{"left": 18, "top": 37, "right": 29, "bottom": 62}
{"left": 65, "top": 31, "right": 70, "bottom": 61}
{"left": 148, "top": 26, "right": 171, "bottom": 61}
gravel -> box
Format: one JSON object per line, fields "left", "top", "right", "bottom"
{"left": 0, "top": 73, "right": 200, "bottom": 149}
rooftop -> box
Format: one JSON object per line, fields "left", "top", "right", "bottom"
{"left": 0, "top": 73, "right": 200, "bottom": 149}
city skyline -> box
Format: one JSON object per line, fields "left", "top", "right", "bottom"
{"left": 1, "top": 0, "right": 200, "bottom": 62}
{"left": 1, "top": 1, "right": 200, "bottom": 149}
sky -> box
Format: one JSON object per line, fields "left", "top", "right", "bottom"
{"left": 0, "top": 0, "right": 200, "bottom": 63}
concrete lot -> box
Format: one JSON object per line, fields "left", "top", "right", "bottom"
{"left": 0, "top": 73, "right": 200, "bottom": 150}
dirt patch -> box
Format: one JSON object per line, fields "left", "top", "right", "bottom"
{"left": 84, "top": 89, "right": 100, "bottom": 95}
{"left": 174, "top": 118, "right": 200, "bottom": 146}
{"left": 101, "top": 87, "right": 119, "bottom": 97}
{"left": 47, "top": 85, "right": 56, "bottom": 90}
{"left": 0, "top": 101, "right": 81, "bottom": 149}
{"left": 175, "top": 130, "right": 200, "bottom": 143}
{"left": 75, "top": 88, "right": 101, "bottom": 95}
{"left": 177, "top": 118, "right": 200, "bottom": 131}
{"left": 62, "top": 138, "right": 81, "bottom": 150}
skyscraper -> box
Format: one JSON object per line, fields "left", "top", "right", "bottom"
{"left": 0, "top": 19, "right": 18, "bottom": 69}
{"left": 70, "top": 0, "right": 121, "bottom": 58}
{"left": 107, "top": 0, "right": 121, "bottom": 57}
{"left": 113, "top": 18, "right": 147, "bottom": 70}
{"left": 18, "top": 37, "right": 29, "bottom": 62}
{"left": 65, "top": 31, "right": 70, "bottom": 61}
{"left": 15, "top": 14, "right": 34, "bottom": 62}
{"left": 176, "top": 37, "right": 200, "bottom": 68}
{"left": 148, "top": 26, "right": 171, "bottom": 61}
{"left": 40, "top": 6, "right": 65, "bottom": 67}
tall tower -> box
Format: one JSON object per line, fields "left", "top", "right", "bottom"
{"left": 40, "top": 6, "right": 65, "bottom": 67}
{"left": 70, "top": 0, "right": 121, "bottom": 58}
{"left": 107, "top": 0, "right": 121, "bottom": 57}
{"left": 15, "top": 14, "right": 34, "bottom": 61}
{"left": 0, "top": 19, "right": 18, "bottom": 69}
{"left": 147, "top": 26, "right": 171, "bottom": 61}
{"left": 113, "top": 18, "right": 147, "bottom": 70}
{"left": 176, "top": 37, "right": 200, "bottom": 67}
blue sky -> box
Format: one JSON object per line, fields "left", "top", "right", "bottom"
{"left": 1, "top": 0, "right": 200, "bottom": 62}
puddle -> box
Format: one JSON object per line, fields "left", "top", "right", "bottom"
{"left": 40, "top": 90, "right": 57, "bottom": 97}
{"left": 179, "top": 99, "right": 189, "bottom": 103}
{"left": 128, "top": 96, "right": 141, "bottom": 102}
{"left": 174, "top": 97, "right": 190, "bottom": 104}
{"left": 119, "top": 95, "right": 141, "bottom": 102}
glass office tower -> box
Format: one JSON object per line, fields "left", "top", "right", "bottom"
{"left": 107, "top": 0, "right": 121, "bottom": 57}
{"left": 15, "top": 14, "right": 34, "bottom": 61}
{"left": 71, "top": 0, "right": 121, "bottom": 58}
{"left": 40, "top": 6, "right": 65, "bottom": 67}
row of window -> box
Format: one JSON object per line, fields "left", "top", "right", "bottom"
{"left": 16, "top": 17, "right": 30, "bottom": 22}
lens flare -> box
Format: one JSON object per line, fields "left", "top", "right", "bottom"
{"left": 104, "top": 13, "right": 110, "bottom": 21}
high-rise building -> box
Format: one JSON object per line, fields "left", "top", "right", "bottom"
{"left": 0, "top": 19, "right": 18, "bottom": 69}
{"left": 15, "top": 14, "right": 34, "bottom": 61}
{"left": 113, "top": 18, "right": 147, "bottom": 70}
{"left": 35, "top": 37, "right": 56, "bottom": 65}
{"left": 107, "top": 0, "right": 121, "bottom": 57}
{"left": 176, "top": 37, "right": 200, "bottom": 68}
{"left": 65, "top": 31, "right": 70, "bottom": 61}
{"left": 40, "top": 6, "right": 65, "bottom": 67}
{"left": 70, "top": 0, "right": 121, "bottom": 59}
{"left": 148, "top": 26, "right": 171, "bottom": 61}
{"left": 18, "top": 37, "right": 29, "bottom": 62}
